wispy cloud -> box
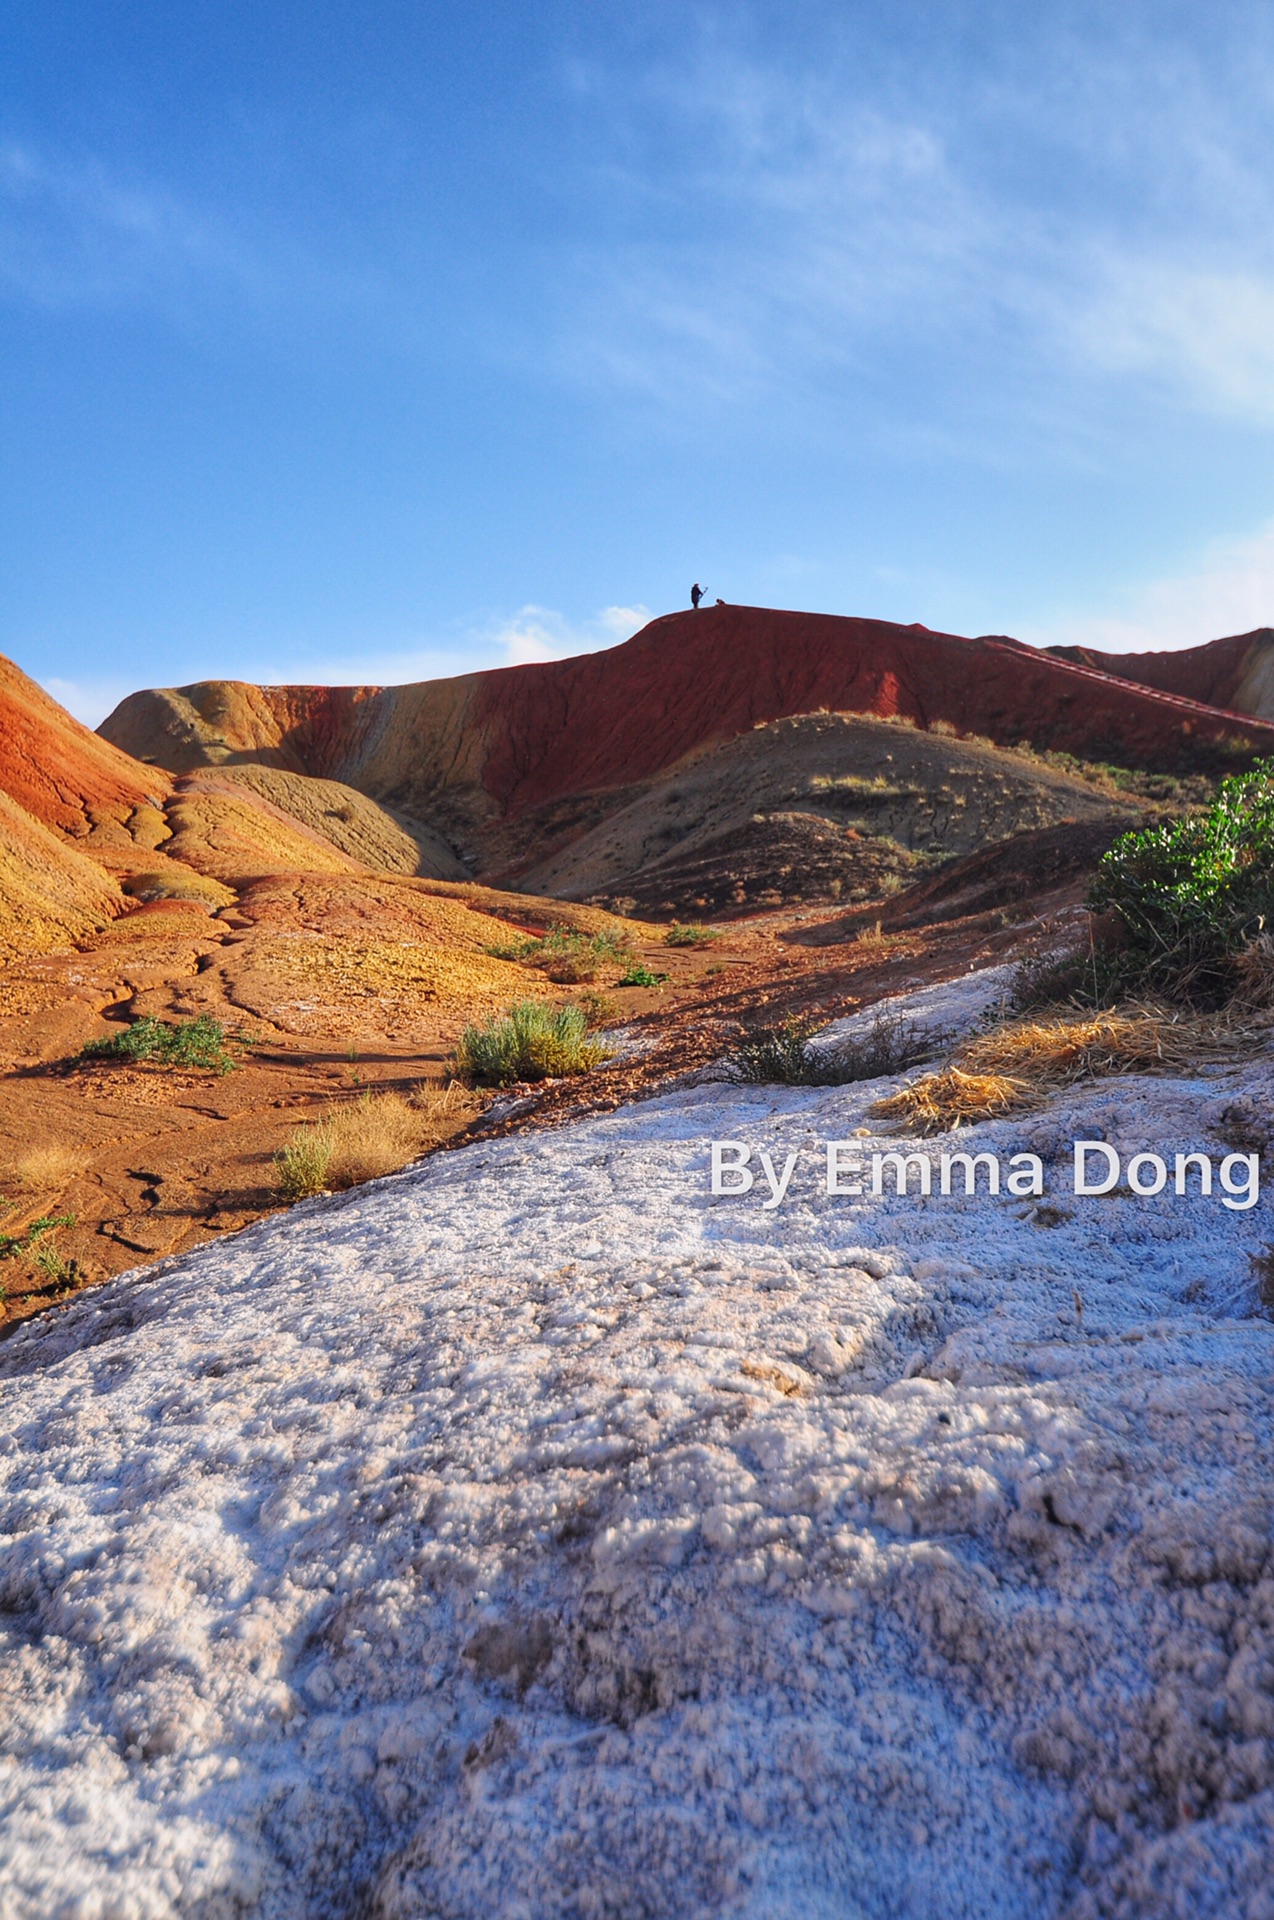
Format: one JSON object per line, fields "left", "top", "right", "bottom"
{"left": 547, "top": 13, "right": 1274, "bottom": 436}
{"left": 42, "top": 604, "right": 652, "bottom": 729}
{"left": 489, "top": 603, "right": 650, "bottom": 666}
{"left": 1023, "top": 519, "right": 1274, "bottom": 654}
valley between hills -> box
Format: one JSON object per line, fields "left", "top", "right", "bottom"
{"left": 5, "top": 607, "right": 1274, "bottom": 1919}
{"left": 1, "top": 602, "right": 1250, "bottom": 1318}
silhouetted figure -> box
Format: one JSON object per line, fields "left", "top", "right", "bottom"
{"left": 691, "top": 582, "right": 703, "bottom": 610}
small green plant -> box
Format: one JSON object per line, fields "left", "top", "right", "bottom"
{"left": 275, "top": 1124, "right": 335, "bottom": 1202}
{"left": 78, "top": 1014, "right": 241, "bottom": 1075}
{"left": 665, "top": 922, "right": 722, "bottom": 948}
{"left": 1087, "top": 758, "right": 1274, "bottom": 1003}
{"left": 456, "top": 1000, "right": 608, "bottom": 1086}
{"left": 0, "top": 1213, "right": 75, "bottom": 1259}
{"left": 617, "top": 962, "right": 668, "bottom": 988}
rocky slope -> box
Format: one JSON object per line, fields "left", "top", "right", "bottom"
{"left": 2, "top": 971, "right": 1271, "bottom": 1919}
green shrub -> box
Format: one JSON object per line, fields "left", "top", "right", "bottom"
{"left": 456, "top": 999, "right": 609, "bottom": 1086}
{"left": 486, "top": 927, "right": 634, "bottom": 983}
{"left": 0, "top": 1213, "right": 75, "bottom": 1262}
{"left": 78, "top": 1014, "right": 241, "bottom": 1074}
{"left": 665, "top": 922, "right": 722, "bottom": 948}
{"left": 617, "top": 962, "right": 668, "bottom": 988}
{"left": 1087, "top": 759, "right": 1274, "bottom": 1001}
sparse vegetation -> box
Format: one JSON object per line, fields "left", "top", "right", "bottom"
{"left": 456, "top": 1000, "right": 609, "bottom": 1085}
{"left": 0, "top": 1211, "right": 77, "bottom": 1295}
{"left": 120, "top": 869, "right": 231, "bottom": 908}
{"left": 850, "top": 920, "right": 922, "bottom": 961}
{"left": 323, "top": 1092, "right": 427, "bottom": 1186}
{"left": 734, "top": 1009, "right": 936, "bottom": 1086}
{"left": 78, "top": 1014, "right": 242, "bottom": 1075}
{"left": 276, "top": 1090, "right": 454, "bottom": 1202}
{"left": 665, "top": 922, "right": 722, "bottom": 947}
{"left": 575, "top": 989, "right": 620, "bottom": 1028}
{"left": 486, "top": 927, "right": 635, "bottom": 984}
{"left": 9, "top": 1145, "right": 81, "bottom": 1192}
{"left": 275, "top": 1124, "right": 334, "bottom": 1201}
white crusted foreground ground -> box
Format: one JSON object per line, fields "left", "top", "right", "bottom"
{"left": 3, "top": 973, "right": 1274, "bottom": 1920}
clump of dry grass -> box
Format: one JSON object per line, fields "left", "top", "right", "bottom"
{"left": 874, "top": 1006, "right": 1259, "bottom": 1134}
{"left": 8, "top": 1145, "right": 82, "bottom": 1192}
{"left": 851, "top": 921, "right": 921, "bottom": 962}
{"left": 873, "top": 1067, "right": 1031, "bottom": 1132}
{"left": 325, "top": 1092, "right": 424, "bottom": 1186}
{"left": 959, "top": 1010, "right": 1192, "bottom": 1083}
{"left": 276, "top": 1091, "right": 446, "bottom": 1202}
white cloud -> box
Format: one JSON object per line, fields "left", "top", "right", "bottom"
{"left": 549, "top": 23, "right": 1274, "bottom": 437}
{"left": 41, "top": 605, "right": 654, "bottom": 729}
{"left": 42, "top": 675, "right": 142, "bottom": 730}
{"left": 1069, "top": 257, "right": 1274, "bottom": 422}
{"left": 489, "top": 603, "right": 651, "bottom": 668}
{"left": 1023, "top": 519, "right": 1274, "bottom": 655}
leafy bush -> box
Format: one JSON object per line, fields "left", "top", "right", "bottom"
{"left": 456, "top": 1000, "right": 608, "bottom": 1086}
{"left": 1087, "top": 759, "right": 1274, "bottom": 1001}
{"left": 617, "top": 962, "right": 668, "bottom": 988}
{"left": 665, "top": 922, "right": 721, "bottom": 948}
{"left": 733, "top": 1010, "right": 934, "bottom": 1086}
{"left": 78, "top": 1014, "right": 241, "bottom": 1074}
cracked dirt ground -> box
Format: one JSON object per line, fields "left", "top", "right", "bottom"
{"left": 0, "top": 833, "right": 1082, "bottom": 1333}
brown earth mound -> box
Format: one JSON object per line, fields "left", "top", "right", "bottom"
{"left": 190, "top": 765, "right": 466, "bottom": 878}
{"left": 100, "top": 608, "right": 1274, "bottom": 881}
{"left": 513, "top": 709, "right": 1141, "bottom": 914}
{"left": 1046, "top": 628, "right": 1274, "bottom": 723}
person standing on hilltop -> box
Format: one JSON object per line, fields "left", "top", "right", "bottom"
{"left": 691, "top": 583, "right": 703, "bottom": 609}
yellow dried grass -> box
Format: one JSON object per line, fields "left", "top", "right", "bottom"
{"left": 9, "top": 1144, "right": 83, "bottom": 1191}
{"left": 873, "top": 1068, "right": 1032, "bottom": 1133}
{"left": 874, "top": 1006, "right": 1259, "bottom": 1134}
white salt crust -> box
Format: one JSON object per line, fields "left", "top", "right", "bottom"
{"left": 2, "top": 973, "right": 1273, "bottom": 1919}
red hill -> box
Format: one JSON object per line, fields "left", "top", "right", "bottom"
{"left": 100, "top": 608, "right": 1274, "bottom": 834}
{"left": 0, "top": 653, "right": 170, "bottom": 838}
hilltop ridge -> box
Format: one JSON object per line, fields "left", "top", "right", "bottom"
{"left": 100, "top": 604, "right": 1274, "bottom": 811}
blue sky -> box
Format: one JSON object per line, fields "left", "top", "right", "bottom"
{"left": 5, "top": 2, "right": 1274, "bottom": 723}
